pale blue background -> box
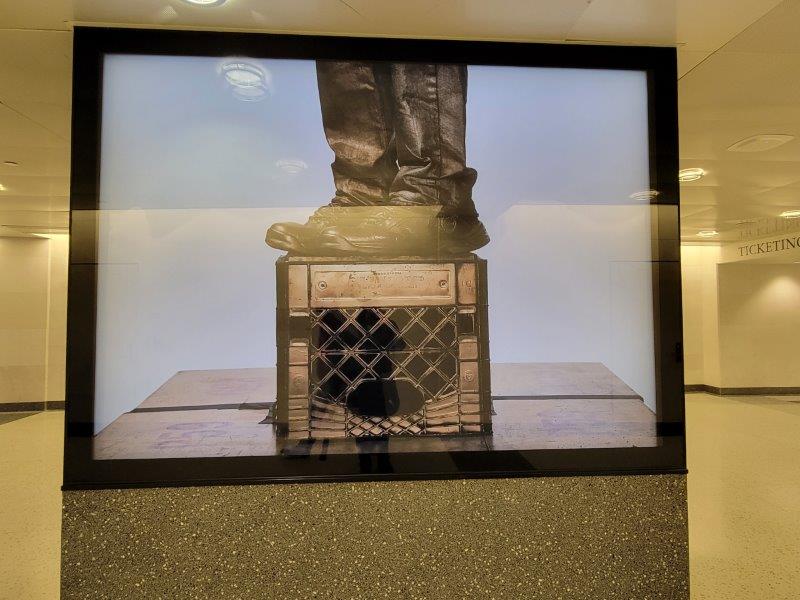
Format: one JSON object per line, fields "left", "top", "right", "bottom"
{"left": 100, "top": 56, "right": 650, "bottom": 214}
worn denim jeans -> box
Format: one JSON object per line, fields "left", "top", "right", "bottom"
{"left": 316, "top": 61, "right": 478, "bottom": 218}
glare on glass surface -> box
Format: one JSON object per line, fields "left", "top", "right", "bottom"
{"left": 779, "top": 209, "right": 800, "bottom": 219}
{"left": 697, "top": 230, "right": 719, "bottom": 238}
{"left": 181, "top": 0, "right": 228, "bottom": 6}
{"left": 220, "top": 61, "right": 271, "bottom": 101}
{"left": 629, "top": 189, "right": 660, "bottom": 201}
{"left": 275, "top": 159, "right": 308, "bottom": 174}
{"left": 727, "top": 134, "right": 795, "bottom": 153}
{"left": 0, "top": 183, "right": 7, "bottom": 191}
{"left": 679, "top": 168, "right": 705, "bottom": 182}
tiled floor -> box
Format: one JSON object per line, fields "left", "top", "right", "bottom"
{"left": 0, "top": 411, "right": 62, "bottom": 600}
{"left": 1, "top": 394, "right": 799, "bottom": 599}
{"left": 686, "top": 393, "right": 800, "bottom": 600}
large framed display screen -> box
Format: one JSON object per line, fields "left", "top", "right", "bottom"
{"left": 64, "top": 27, "right": 684, "bottom": 488}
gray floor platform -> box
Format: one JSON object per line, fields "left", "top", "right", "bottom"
{"left": 93, "top": 363, "right": 657, "bottom": 460}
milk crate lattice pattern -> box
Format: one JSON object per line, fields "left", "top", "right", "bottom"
{"left": 310, "top": 306, "right": 460, "bottom": 436}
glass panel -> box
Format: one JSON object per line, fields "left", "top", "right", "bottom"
{"left": 84, "top": 52, "right": 675, "bottom": 470}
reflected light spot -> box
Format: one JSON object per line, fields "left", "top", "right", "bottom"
{"left": 779, "top": 209, "right": 800, "bottom": 219}
{"left": 697, "top": 230, "right": 718, "bottom": 238}
{"left": 220, "top": 61, "right": 272, "bottom": 102}
{"left": 629, "top": 190, "right": 660, "bottom": 201}
{"left": 155, "top": 5, "right": 178, "bottom": 20}
{"left": 181, "top": 0, "right": 228, "bottom": 6}
{"left": 250, "top": 10, "right": 267, "bottom": 23}
{"left": 276, "top": 159, "right": 308, "bottom": 174}
{"left": 679, "top": 168, "right": 705, "bottom": 182}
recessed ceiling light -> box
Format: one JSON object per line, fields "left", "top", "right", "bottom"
{"left": 180, "top": 0, "right": 228, "bottom": 6}
{"left": 727, "top": 134, "right": 795, "bottom": 153}
{"left": 3, "top": 161, "right": 19, "bottom": 167}
{"left": 697, "top": 230, "right": 719, "bottom": 238}
{"left": 220, "top": 61, "right": 272, "bottom": 101}
{"left": 780, "top": 209, "right": 800, "bottom": 219}
{"left": 679, "top": 168, "right": 705, "bottom": 182}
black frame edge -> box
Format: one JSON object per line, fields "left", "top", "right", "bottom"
{"left": 63, "top": 26, "right": 685, "bottom": 490}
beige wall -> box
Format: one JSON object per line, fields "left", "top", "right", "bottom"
{"left": 681, "top": 243, "right": 800, "bottom": 390}
{"left": 45, "top": 234, "right": 69, "bottom": 403}
{"left": 717, "top": 262, "right": 800, "bottom": 388}
{"left": 0, "top": 235, "right": 68, "bottom": 406}
{"left": 681, "top": 244, "right": 721, "bottom": 388}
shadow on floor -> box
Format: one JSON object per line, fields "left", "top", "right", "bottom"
{"left": 0, "top": 412, "right": 37, "bottom": 426}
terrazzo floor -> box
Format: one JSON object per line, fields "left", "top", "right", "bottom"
{"left": 1, "top": 393, "right": 799, "bottom": 598}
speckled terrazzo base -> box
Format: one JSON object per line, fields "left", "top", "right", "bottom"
{"left": 61, "top": 475, "right": 688, "bottom": 599}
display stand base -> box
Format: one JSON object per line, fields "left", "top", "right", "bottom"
{"left": 61, "top": 475, "right": 688, "bottom": 599}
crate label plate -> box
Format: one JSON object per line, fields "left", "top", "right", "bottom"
{"left": 309, "top": 263, "right": 456, "bottom": 307}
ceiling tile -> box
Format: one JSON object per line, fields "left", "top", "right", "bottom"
{"left": 0, "top": 30, "right": 72, "bottom": 108}
{"left": 345, "top": 0, "right": 593, "bottom": 40}
{"left": 569, "top": 0, "right": 784, "bottom": 51}
{"left": 0, "top": 173, "right": 70, "bottom": 198}
{"left": 0, "top": 0, "right": 72, "bottom": 30}
{"left": 73, "top": 0, "right": 364, "bottom": 33}
{"left": 680, "top": 51, "right": 800, "bottom": 112}
{"left": 0, "top": 146, "right": 70, "bottom": 178}
{"left": 0, "top": 103, "right": 66, "bottom": 149}
{"left": 678, "top": 185, "right": 771, "bottom": 207}
{"left": 677, "top": 49, "right": 711, "bottom": 77}
{"left": 0, "top": 195, "right": 69, "bottom": 212}
{"left": 3, "top": 102, "right": 72, "bottom": 140}
{"left": 680, "top": 124, "right": 800, "bottom": 162}
{"left": 722, "top": 0, "right": 800, "bottom": 53}
{"left": 70, "top": 0, "right": 595, "bottom": 39}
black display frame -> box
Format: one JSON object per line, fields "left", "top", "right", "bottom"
{"left": 64, "top": 26, "right": 685, "bottom": 490}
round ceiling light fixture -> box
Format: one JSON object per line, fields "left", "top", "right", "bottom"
{"left": 696, "top": 230, "right": 719, "bottom": 238}
{"left": 220, "top": 61, "right": 272, "bottom": 101}
{"left": 180, "top": 0, "right": 228, "bottom": 6}
{"left": 679, "top": 168, "right": 706, "bottom": 182}
{"left": 779, "top": 209, "right": 800, "bottom": 219}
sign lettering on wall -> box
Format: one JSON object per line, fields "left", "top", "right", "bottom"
{"left": 737, "top": 236, "right": 800, "bottom": 257}
{"left": 722, "top": 233, "right": 800, "bottom": 263}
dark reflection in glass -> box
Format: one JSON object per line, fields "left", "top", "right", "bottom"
{"left": 347, "top": 379, "right": 424, "bottom": 418}
{"left": 356, "top": 438, "right": 393, "bottom": 473}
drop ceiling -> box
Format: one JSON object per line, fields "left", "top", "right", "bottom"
{"left": 1, "top": 0, "right": 798, "bottom": 241}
